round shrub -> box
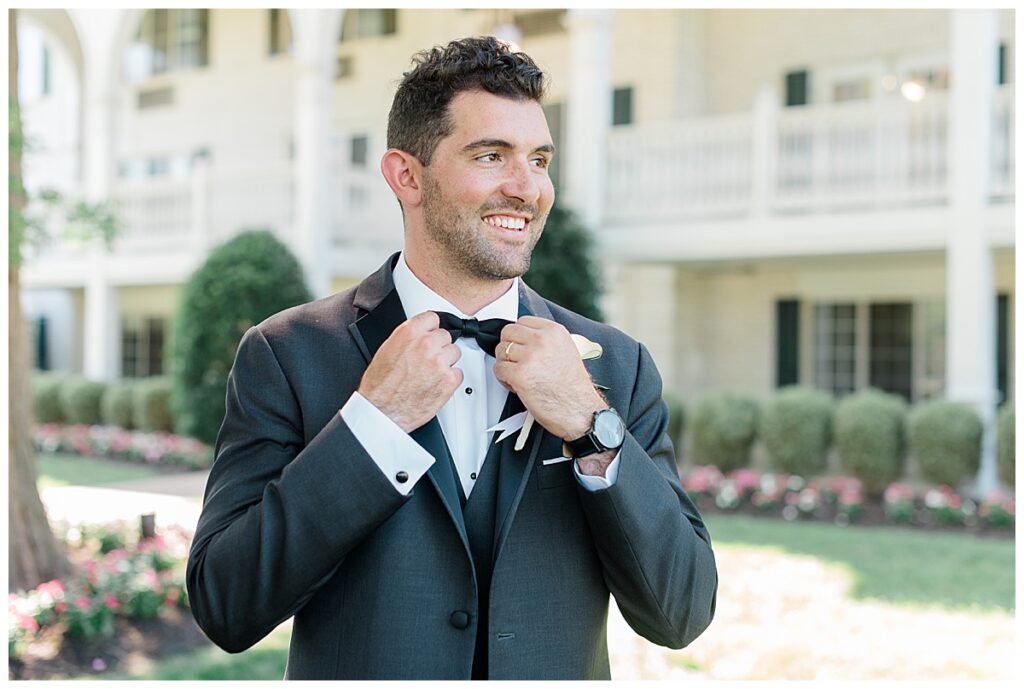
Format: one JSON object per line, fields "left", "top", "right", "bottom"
{"left": 101, "top": 379, "right": 136, "bottom": 429}
{"left": 32, "top": 372, "right": 66, "bottom": 423}
{"left": 170, "top": 230, "right": 312, "bottom": 443}
{"left": 760, "top": 386, "right": 834, "bottom": 476}
{"left": 663, "top": 391, "right": 685, "bottom": 457}
{"left": 135, "top": 377, "right": 174, "bottom": 433}
{"left": 690, "top": 391, "right": 759, "bottom": 472}
{"left": 997, "top": 403, "right": 1014, "bottom": 486}
{"left": 58, "top": 377, "right": 107, "bottom": 425}
{"left": 835, "top": 389, "right": 907, "bottom": 498}
{"left": 908, "top": 399, "right": 982, "bottom": 488}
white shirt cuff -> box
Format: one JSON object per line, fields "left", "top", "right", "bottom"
{"left": 339, "top": 392, "right": 435, "bottom": 495}
{"left": 573, "top": 450, "right": 621, "bottom": 492}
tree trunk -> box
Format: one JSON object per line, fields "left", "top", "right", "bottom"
{"left": 8, "top": 7, "right": 74, "bottom": 592}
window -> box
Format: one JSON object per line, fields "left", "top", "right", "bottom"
{"left": 124, "top": 9, "right": 209, "bottom": 82}
{"left": 121, "top": 317, "right": 166, "bottom": 378}
{"left": 612, "top": 87, "right": 633, "bottom": 126}
{"left": 350, "top": 135, "right": 368, "bottom": 167}
{"left": 269, "top": 9, "right": 293, "bottom": 55}
{"left": 869, "top": 303, "right": 913, "bottom": 401}
{"left": 515, "top": 10, "right": 566, "bottom": 37}
{"left": 784, "top": 70, "right": 809, "bottom": 107}
{"left": 997, "top": 293, "right": 1009, "bottom": 404}
{"left": 41, "top": 44, "right": 51, "bottom": 96}
{"left": 34, "top": 317, "right": 49, "bottom": 371}
{"left": 832, "top": 78, "right": 870, "bottom": 102}
{"left": 339, "top": 9, "right": 397, "bottom": 42}
{"left": 918, "top": 300, "right": 945, "bottom": 400}
{"left": 998, "top": 43, "right": 1007, "bottom": 85}
{"left": 813, "top": 303, "right": 856, "bottom": 397}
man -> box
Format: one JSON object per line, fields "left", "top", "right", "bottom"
{"left": 186, "top": 36, "right": 717, "bottom": 680}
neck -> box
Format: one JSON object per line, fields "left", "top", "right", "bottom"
{"left": 402, "top": 245, "right": 515, "bottom": 316}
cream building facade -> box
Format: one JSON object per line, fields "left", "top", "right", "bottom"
{"left": 16, "top": 8, "right": 1014, "bottom": 491}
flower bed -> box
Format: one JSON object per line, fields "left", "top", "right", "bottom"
{"left": 8, "top": 521, "right": 193, "bottom": 665}
{"left": 681, "top": 465, "right": 1014, "bottom": 534}
{"left": 32, "top": 423, "right": 213, "bottom": 470}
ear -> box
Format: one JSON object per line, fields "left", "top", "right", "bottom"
{"left": 380, "top": 149, "right": 423, "bottom": 208}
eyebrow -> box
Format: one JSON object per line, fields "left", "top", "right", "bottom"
{"left": 462, "top": 139, "right": 556, "bottom": 155}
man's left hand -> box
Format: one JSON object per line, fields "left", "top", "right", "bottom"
{"left": 493, "top": 317, "right": 615, "bottom": 474}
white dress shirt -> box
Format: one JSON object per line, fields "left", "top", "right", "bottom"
{"left": 340, "top": 252, "right": 619, "bottom": 497}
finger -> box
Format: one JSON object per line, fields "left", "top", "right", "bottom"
{"left": 409, "top": 309, "right": 441, "bottom": 331}
{"left": 516, "top": 315, "right": 554, "bottom": 330}
{"left": 500, "top": 323, "right": 539, "bottom": 345}
{"left": 440, "top": 342, "right": 462, "bottom": 367}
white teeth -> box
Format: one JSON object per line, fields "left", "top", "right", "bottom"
{"left": 484, "top": 216, "right": 526, "bottom": 230}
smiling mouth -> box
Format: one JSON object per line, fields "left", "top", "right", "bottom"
{"left": 482, "top": 215, "right": 529, "bottom": 231}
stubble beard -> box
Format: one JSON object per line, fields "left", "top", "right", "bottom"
{"left": 421, "top": 173, "right": 546, "bottom": 281}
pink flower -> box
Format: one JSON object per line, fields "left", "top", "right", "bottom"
{"left": 17, "top": 614, "right": 39, "bottom": 632}
{"left": 75, "top": 596, "right": 91, "bottom": 611}
{"left": 55, "top": 602, "right": 68, "bottom": 614}
{"left": 104, "top": 594, "right": 120, "bottom": 611}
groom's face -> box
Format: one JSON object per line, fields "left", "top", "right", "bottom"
{"left": 419, "top": 89, "right": 555, "bottom": 281}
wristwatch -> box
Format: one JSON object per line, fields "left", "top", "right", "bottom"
{"left": 563, "top": 408, "right": 626, "bottom": 459}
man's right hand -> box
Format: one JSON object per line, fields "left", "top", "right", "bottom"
{"left": 357, "top": 310, "right": 463, "bottom": 434}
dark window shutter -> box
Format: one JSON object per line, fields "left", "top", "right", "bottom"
{"left": 612, "top": 87, "right": 633, "bottom": 126}
{"left": 36, "top": 317, "right": 49, "bottom": 371}
{"left": 776, "top": 299, "right": 800, "bottom": 387}
{"left": 997, "top": 293, "right": 1008, "bottom": 404}
{"left": 785, "top": 70, "right": 809, "bottom": 107}
{"left": 998, "top": 43, "right": 1007, "bottom": 85}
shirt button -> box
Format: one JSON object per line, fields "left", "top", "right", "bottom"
{"left": 465, "top": 387, "right": 473, "bottom": 395}
{"left": 470, "top": 472, "right": 477, "bottom": 480}
{"left": 395, "top": 471, "right": 409, "bottom": 484}
{"left": 449, "top": 611, "right": 471, "bottom": 629}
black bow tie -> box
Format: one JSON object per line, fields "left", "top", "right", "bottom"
{"left": 435, "top": 311, "right": 511, "bottom": 357}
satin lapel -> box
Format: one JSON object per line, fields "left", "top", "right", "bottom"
{"left": 348, "top": 257, "right": 469, "bottom": 550}
{"left": 492, "top": 287, "right": 551, "bottom": 564}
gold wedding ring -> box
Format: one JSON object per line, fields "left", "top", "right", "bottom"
{"left": 504, "top": 342, "right": 514, "bottom": 361}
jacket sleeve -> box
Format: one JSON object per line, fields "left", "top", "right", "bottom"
{"left": 576, "top": 342, "right": 718, "bottom": 649}
{"left": 186, "top": 326, "right": 410, "bottom": 653}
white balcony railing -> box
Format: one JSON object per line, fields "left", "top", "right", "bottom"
{"left": 605, "top": 85, "right": 1014, "bottom": 223}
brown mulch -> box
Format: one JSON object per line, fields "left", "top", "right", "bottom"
{"left": 8, "top": 608, "right": 210, "bottom": 680}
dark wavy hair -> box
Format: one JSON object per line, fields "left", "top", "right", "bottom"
{"left": 387, "top": 36, "right": 548, "bottom": 166}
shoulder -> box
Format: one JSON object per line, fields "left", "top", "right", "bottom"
{"left": 250, "top": 287, "right": 359, "bottom": 351}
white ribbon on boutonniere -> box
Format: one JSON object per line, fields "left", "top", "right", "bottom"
{"left": 486, "top": 334, "right": 605, "bottom": 450}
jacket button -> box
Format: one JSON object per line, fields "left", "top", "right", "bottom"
{"left": 395, "top": 471, "right": 409, "bottom": 483}
{"left": 449, "top": 611, "right": 470, "bottom": 629}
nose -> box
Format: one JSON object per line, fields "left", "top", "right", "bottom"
{"left": 500, "top": 156, "right": 541, "bottom": 206}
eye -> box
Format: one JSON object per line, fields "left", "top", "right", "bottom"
{"left": 476, "top": 152, "right": 501, "bottom": 163}
{"left": 531, "top": 156, "right": 550, "bottom": 169}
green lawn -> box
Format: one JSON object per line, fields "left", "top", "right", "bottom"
{"left": 704, "top": 513, "right": 1015, "bottom": 613}
{"left": 96, "top": 624, "right": 291, "bottom": 681}
{"left": 36, "top": 453, "right": 166, "bottom": 491}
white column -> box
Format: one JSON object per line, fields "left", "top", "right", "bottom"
{"left": 83, "top": 266, "right": 119, "bottom": 380}
{"left": 75, "top": 10, "right": 120, "bottom": 380}
{"left": 191, "top": 154, "right": 211, "bottom": 252}
{"left": 946, "top": 9, "right": 999, "bottom": 496}
{"left": 564, "top": 8, "right": 611, "bottom": 232}
{"left": 292, "top": 9, "right": 341, "bottom": 299}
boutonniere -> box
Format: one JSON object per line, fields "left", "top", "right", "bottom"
{"left": 486, "top": 334, "right": 606, "bottom": 451}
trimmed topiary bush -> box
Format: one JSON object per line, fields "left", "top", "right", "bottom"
{"left": 32, "top": 372, "right": 67, "bottom": 424}
{"left": 170, "top": 230, "right": 312, "bottom": 443}
{"left": 58, "top": 377, "right": 106, "bottom": 425}
{"left": 690, "top": 391, "right": 759, "bottom": 472}
{"left": 835, "top": 389, "right": 907, "bottom": 498}
{"left": 523, "top": 203, "right": 603, "bottom": 321}
{"left": 663, "top": 391, "right": 685, "bottom": 458}
{"left": 101, "top": 379, "right": 136, "bottom": 430}
{"left": 134, "top": 377, "right": 174, "bottom": 433}
{"left": 908, "top": 399, "right": 982, "bottom": 488}
{"left": 997, "top": 403, "right": 1014, "bottom": 487}
{"left": 760, "top": 386, "right": 834, "bottom": 476}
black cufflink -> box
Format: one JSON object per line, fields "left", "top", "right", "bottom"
{"left": 396, "top": 471, "right": 409, "bottom": 484}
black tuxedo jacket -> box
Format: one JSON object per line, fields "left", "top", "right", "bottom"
{"left": 186, "top": 253, "right": 717, "bottom": 679}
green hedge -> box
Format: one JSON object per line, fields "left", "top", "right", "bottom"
{"left": 662, "top": 391, "right": 685, "bottom": 457}
{"left": 997, "top": 403, "right": 1014, "bottom": 487}
{"left": 134, "top": 377, "right": 174, "bottom": 433}
{"left": 835, "top": 389, "right": 907, "bottom": 498}
{"left": 32, "top": 372, "right": 67, "bottom": 424}
{"left": 171, "top": 230, "right": 312, "bottom": 443}
{"left": 908, "top": 399, "right": 982, "bottom": 487}
{"left": 690, "top": 391, "right": 759, "bottom": 472}
{"left": 760, "top": 386, "right": 834, "bottom": 476}
{"left": 101, "top": 380, "right": 136, "bottom": 430}
{"left": 58, "top": 377, "right": 107, "bottom": 425}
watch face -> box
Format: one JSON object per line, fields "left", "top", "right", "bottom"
{"left": 593, "top": 409, "right": 625, "bottom": 449}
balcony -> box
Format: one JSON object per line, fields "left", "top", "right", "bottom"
{"left": 605, "top": 85, "right": 1014, "bottom": 225}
